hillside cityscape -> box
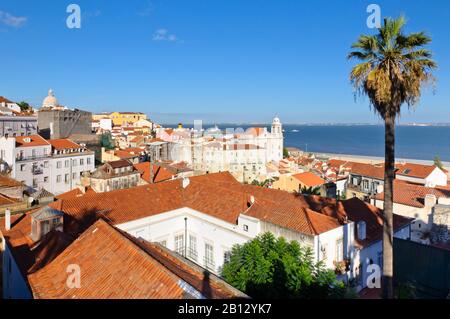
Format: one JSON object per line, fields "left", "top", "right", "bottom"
{"left": 1, "top": 0, "right": 449, "bottom": 307}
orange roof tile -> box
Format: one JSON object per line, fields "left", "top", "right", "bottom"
{"left": 395, "top": 162, "right": 443, "bottom": 178}
{"left": 15, "top": 135, "right": 50, "bottom": 148}
{"left": 0, "top": 175, "right": 23, "bottom": 188}
{"left": 28, "top": 219, "right": 247, "bottom": 299}
{"left": 292, "top": 172, "right": 326, "bottom": 187}
{"left": 48, "top": 139, "right": 82, "bottom": 150}
{"left": 134, "top": 162, "right": 175, "bottom": 183}
{"left": 376, "top": 179, "right": 450, "bottom": 208}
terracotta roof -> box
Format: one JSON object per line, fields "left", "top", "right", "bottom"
{"left": 55, "top": 187, "right": 97, "bottom": 201}
{"left": 0, "top": 193, "right": 18, "bottom": 206}
{"left": 0, "top": 175, "right": 23, "bottom": 188}
{"left": 242, "top": 185, "right": 411, "bottom": 247}
{"left": 395, "top": 162, "right": 443, "bottom": 178}
{"left": 246, "top": 127, "right": 266, "bottom": 137}
{"left": 28, "top": 219, "right": 247, "bottom": 299}
{"left": 0, "top": 96, "right": 14, "bottom": 104}
{"left": 349, "top": 162, "right": 385, "bottom": 180}
{"left": 15, "top": 135, "right": 50, "bottom": 148}
{"left": 376, "top": 179, "right": 450, "bottom": 208}
{"left": 292, "top": 172, "right": 326, "bottom": 187}
{"left": 48, "top": 139, "right": 82, "bottom": 150}
{"left": 134, "top": 162, "right": 175, "bottom": 183}
{"left": 108, "top": 159, "right": 133, "bottom": 169}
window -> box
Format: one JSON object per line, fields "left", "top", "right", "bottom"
{"left": 243, "top": 224, "right": 249, "bottom": 232}
{"left": 80, "top": 158, "right": 84, "bottom": 166}
{"left": 224, "top": 250, "right": 232, "bottom": 264}
{"left": 159, "top": 240, "right": 167, "bottom": 247}
{"left": 175, "top": 235, "right": 184, "bottom": 255}
{"left": 44, "top": 176, "right": 49, "bottom": 183}
{"left": 204, "top": 243, "right": 214, "bottom": 270}
{"left": 363, "top": 180, "right": 369, "bottom": 190}
{"left": 44, "top": 161, "right": 49, "bottom": 168}
{"left": 188, "top": 235, "right": 197, "bottom": 261}
{"left": 57, "top": 175, "right": 61, "bottom": 183}
{"left": 65, "top": 174, "right": 69, "bottom": 183}
{"left": 72, "top": 159, "right": 77, "bottom": 166}
{"left": 57, "top": 161, "right": 62, "bottom": 169}
{"left": 335, "top": 238, "right": 344, "bottom": 262}
{"left": 20, "top": 164, "right": 25, "bottom": 172}
{"left": 65, "top": 160, "right": 69, "bottom": 168}
{"left": 72, "top": 173, "right": 77, "bottom": 179}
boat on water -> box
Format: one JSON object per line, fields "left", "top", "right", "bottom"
{"left": 291, "top": 129, "right": 299, "bottom": 133}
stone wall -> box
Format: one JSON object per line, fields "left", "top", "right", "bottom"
{"left": 430, "top": 204, "right": 450, "bottom": 244}
{"left": 38, "top": 109, "right": 92, "bottom": 139}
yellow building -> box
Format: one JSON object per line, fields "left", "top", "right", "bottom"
{"left": 93, "top": 112, "right": 147, "bottom": 126}
{"left": 273, "top": 172, "right": 326, "bottom": 193}
{"left": 108, "top": 112, "right": 147, "bottom": 126}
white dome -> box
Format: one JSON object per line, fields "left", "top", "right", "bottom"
{"left": 273, "top": 116, "right": 281, "bottom": 124}
{"left": 42, "top": 89, "right": 59, "bottom": 108}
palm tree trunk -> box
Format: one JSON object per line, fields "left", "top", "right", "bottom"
{"left": 382, "top": 115, "right": 395, "bottom": 299}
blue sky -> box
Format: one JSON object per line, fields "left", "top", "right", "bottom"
{"left": 1, "top": 0, "right": 449, "bottom": 124}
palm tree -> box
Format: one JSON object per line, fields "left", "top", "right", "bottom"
{"left": 348, "top": 16, "right": 436, "bottom": 298}
{"left": 299, "top": 186, "right": 321, "bottom": 196}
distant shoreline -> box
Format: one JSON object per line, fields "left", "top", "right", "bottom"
{"left": 302, "top": 151, "right": 450, "bottom": 172}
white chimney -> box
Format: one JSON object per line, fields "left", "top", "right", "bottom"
{"left": 5, "top": 209, "right": 11, "bottom": 231}
{"left": 182, "top": 177, "right": 190, "bottom": 189}
{"left": 376, "top": 184, "right": 384, "bottom": 194}
{"left": 425, "top": 194, "right": 437, "bottom": 208}
{"left": 357, "top": 221, "right": 366, "bottom": 241}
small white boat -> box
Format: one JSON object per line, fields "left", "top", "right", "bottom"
{"left": 291, "top": 129, "right": 299, "bottom": 133}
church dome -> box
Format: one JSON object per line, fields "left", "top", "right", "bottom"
{"left": 42, "top": 89, "right": 59, "bottom": 108}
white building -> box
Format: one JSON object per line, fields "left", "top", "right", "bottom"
{"left": 395, "top": 162, "right": 448, "bottom": 187}
{"left": 0, "top": 96, "right": 21, "bottom": 113}
{"left": 159, "top": 117, "right": 284, "bottom": 182}
{"left": 0, "top": 135, "right": 95, "bottom": 195}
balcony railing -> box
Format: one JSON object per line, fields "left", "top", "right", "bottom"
{"left": 32, "top": 167, "right": 43, "bottom": 175}
{"left": 16, "top": 155, "right": 48, "bottom": 162}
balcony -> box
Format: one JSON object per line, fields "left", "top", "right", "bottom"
{"left": 32, "top": 166, "right": 44, "bottom": 175}
{"left": 16, "top": 155, "right": 48, "bottom": 162}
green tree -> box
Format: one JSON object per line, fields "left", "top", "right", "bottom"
{"left": 299, "top": 186, "right": 321, "bottom": 196}
{"left": 283, "top": 147, "right": 289, "bottom": 158}
{"left": 348, "top": 16, "right": 437, "bottom": 298}
{"left": 434, "top": 155, "right": 444, "bottom": 171}
{"left": 100, "top": 132, "right": 115, "bottom": 150}
{"left": 251, "top": 179, "right": 273, "bottom": 188}
{"left": 17, "top": 101, "right": 31, "bottom": 112}
{"left": 221, "top": 233, "right": 347, "bottom": 299}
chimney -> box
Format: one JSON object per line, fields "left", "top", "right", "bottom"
{"left": 5, "top": 209, "right": 11, "bottom": 231}
{"left": 425, "top": 194, "right": 437, "bottom": 208}
{"left": 150, "top": 163, "right": 154, "bottom": 184}
{"left": 357, "top": 221, "right": 366, "bottom": 241}
{"left": 182, "top": 177, "right": 190, "bottom": 189}
{"left": 376, "top": 184, "right": 384, "bottom": 194}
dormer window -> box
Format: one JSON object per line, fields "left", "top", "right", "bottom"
{"left": 30, "top": 207, "right": 64, "bottom": 242}
{"left": 24, "top": 137, "right": 31, "bottom": 143}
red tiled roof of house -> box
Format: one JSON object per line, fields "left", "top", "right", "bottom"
{"left": 15, "top": 135, "right": 50, "bottom": 148}
{"left": 134, "top": 162, "right": 175, "bottom": 183}
{"left": 55, "top": 187, "right": 97, "bottom": 201}
{"left": 395, "top": 162, "right": 444, "bottom": 178}
{"left": 0, "top": 96, "right": 14, "bottom": 103}
{"left": 28, "top": 219, "right": 247, "bottom": 299}
{"left": 0, "top": 193, "right": 18, "bottom": 206}
{"left": 292, "top": 172, "right": 326, "bottom": 187}
{"left": 376, "top": 179, "right": 450, "bottom": 208}
{"left": 242, "top": 185, "right": 411, "bottom": 247}
{"left": 0, "top": 175, "right": 23, "bottom": 188}
{"left": 349, "top": 162, "right": 385, "bottom": 180}
{"left": 48, "top": 139, "right": 82, "bottom": 150}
